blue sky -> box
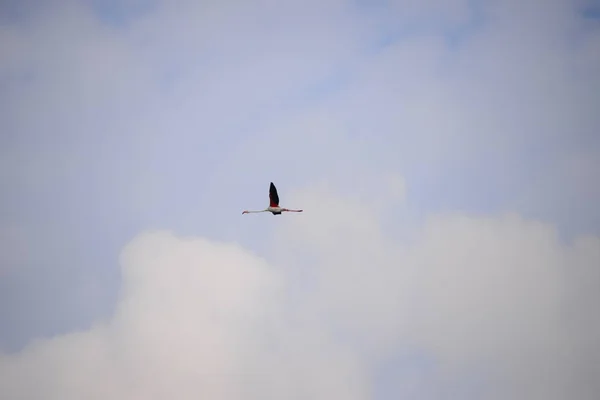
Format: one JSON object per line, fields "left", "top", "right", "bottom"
{"left": 1, "top": 1, "right": 599, "bottom": 399}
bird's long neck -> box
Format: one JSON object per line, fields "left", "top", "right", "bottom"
{"left": 243, "top": 209, "right": 267, "bottom": 214}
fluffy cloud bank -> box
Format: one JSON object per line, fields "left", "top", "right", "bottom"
{"left": 276, "top": 185, "right": 600, "bottom": 399}
{"left": 2, "top": 185, "right": 598, "bottom": 399}
{"left": 0, "top": 228, "right": 366, "bottom": 400}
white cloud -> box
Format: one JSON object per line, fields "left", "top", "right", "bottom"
{"left": 2, "top": 0, "right": 598, "bottom": 230}
{"left": 2, "top": 186, "right": 598, "bottom": 399}
{"left": 0, "top": 230, "right": 367, "bottom": 400}
{"left": 272, "top": 185, "right": 600, "bottom": 399}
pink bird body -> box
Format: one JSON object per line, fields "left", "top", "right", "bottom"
{"left": 242, "top": 182, "right": 303, "bottom": 216}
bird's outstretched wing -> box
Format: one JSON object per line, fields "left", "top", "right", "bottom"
{"left": 269, "top": 182, "right": 279, "bottom": 207}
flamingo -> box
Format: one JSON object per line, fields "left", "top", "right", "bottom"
{"left": 242, "top": 182, "right": 303, "bottom": 215}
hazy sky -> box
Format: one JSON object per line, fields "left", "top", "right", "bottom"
{"left": 1, "top": 0, "right": 599, "bottom": 399}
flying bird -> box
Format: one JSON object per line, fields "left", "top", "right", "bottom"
{"left": 242, "top": 182, "right": 303, "bottom": 215}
